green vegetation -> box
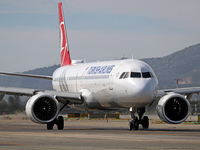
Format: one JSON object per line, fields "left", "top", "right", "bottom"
{"left": 0, "top": 96, "right": 26, "bottom": 115}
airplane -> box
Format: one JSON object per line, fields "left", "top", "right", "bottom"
{"left": 0, "top": 2, "right": 200, "bottom": 130}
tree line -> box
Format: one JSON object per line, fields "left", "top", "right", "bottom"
{"left": 0, "top": 96, "right": 27, "bottom": 115}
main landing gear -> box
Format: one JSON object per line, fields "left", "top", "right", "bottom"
{"left": 47, "top": 101, "right": 69, "bottom": 130}
{"left": 47, "top": 116, "right": 64, "bottom": 130}
{"left": 46, "top": 102, "right": 69, "bottom": 130}
{"left": 129, "top": 107, "right": 149, "bottom": 131}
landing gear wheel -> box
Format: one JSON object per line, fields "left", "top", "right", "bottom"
{"left": 134, "top": 117, "right": 139, "bottom": 130}
{"left": 57, "top": 116, "right": 64, "bottom": 130}
{"left": 129, "top": 107, "right": 150, "bottom": 131}
{"left": 129, "top": 117, "right": 139, "bottom": 131}
{"left": 142, "top": 116, "right": 149, "bottom": 129}
{"left": 47, "top": 122, "right": 54, "bottom": 130}
{"left": 129, "top": 121, "right": 133, "bottom": 131}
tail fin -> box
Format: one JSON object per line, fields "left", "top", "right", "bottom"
{"left": 58, "top": 2, "right": 71, "bottom": 66}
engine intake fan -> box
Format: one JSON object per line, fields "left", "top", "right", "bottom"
{"left": 156, "top": 93, "right": 190, "bottom": 124}
{"left": 26, "top": 93, "right": 59, "bottom": 124}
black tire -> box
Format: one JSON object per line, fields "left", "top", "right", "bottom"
{"left": 129, "top": 121, "right": 133, "bottom": 131}
{"left": 134, "top": 117, "right": 139, "bottom": 130}
{"left": 142, "top": 116, "right": 149, "bottom": 129}
{"left": 57, "top": 116, "right": 64, "bottom": 130}
{"left": 47, "top": 122, "right": 54, "bottom": 130}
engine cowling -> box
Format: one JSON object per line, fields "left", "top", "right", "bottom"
{"left": 156, "top": 93, "right": 190, "bottom": 124}
{"left": 26, "top": 93, "right": 59, "bottom": 124}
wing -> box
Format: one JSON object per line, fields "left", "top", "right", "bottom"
{"left": 0, "top": 72, "right": 83, "bottom": 104}
{"left": 158, "top": 87, "right": 200, "bottom": 99}
{"left": 0, "top": 86, "right": 82, "bottom": 104}
{"left": 0, "top": 72, "right": 52, "bottom": 80}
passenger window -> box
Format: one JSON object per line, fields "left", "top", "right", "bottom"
{"left": 119, "top": 72, "right": 126, "bottom": 79}
{"left": 142, "top": 72, "right": 151, "bottom": 78}
{"left": 131, "top": 72, "right": 141, "bottom": 78}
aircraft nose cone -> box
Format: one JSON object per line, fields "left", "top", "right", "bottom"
{"left": 133, "top": 79, "right": 156, "bottom": 92}
{"left": 132, "top": 79, "right": 158, "bottom": 103}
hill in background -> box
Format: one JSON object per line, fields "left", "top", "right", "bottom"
{"left": 1, "top": 43, "right": 200, "bottom": 114}
{"left": 142, "top": 43, "right": 200, "bottom": 89}
{"left": 0, "top": 43, "right": 200, "bottom": 90}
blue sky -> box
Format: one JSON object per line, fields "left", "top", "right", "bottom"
{"left": 0, "top": 0, "right": 200, "bottom": 72}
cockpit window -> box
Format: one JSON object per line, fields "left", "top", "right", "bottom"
{"left": 124, "top": 72, "right": 130, "bottom": 78}
{"left": 142, "top": 72, "right": 152, "bottom": 78}
{"left": 119, "top": 72, "right": 130, "bottom": 79}
{"left": 119, "top": 71, "right": 154, "bottom": 79}
{"left": 119, "top": 72, "right": 126, "bottom": 79}
{"left": 131, "top": 72, "right": 141, "bottom": 78}
{"left": 150, "top": 72, "right": 156, "bottom": 78}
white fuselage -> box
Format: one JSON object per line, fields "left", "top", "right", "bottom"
{"left": 52, "top": 59, "right": 159, "bottom": 110}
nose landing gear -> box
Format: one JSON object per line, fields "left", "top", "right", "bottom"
{"left": 129, "top": 107, "right": 149, "bottom": 130}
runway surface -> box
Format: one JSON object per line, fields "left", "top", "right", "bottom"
{"left": 0, "top": 115, "right": 200, "bottom": 150}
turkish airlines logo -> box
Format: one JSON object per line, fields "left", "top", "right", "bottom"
{"left": 60, "top": 21, "right": 67, "bottom": 52}
{"left": 60, "top": 21, "right": 68, "bottom": 65}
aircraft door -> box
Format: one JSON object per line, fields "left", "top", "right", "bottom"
{"left": 109, "top": 65, "right": 118, "bottom": 90}
{"left": 76, "top": 70, "right": 87, "bottom": 91}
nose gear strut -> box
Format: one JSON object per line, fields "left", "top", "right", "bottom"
{"left": 129, "top": 107, "right": 149, "bottom": 130}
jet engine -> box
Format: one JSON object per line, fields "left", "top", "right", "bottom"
{"left": 26, "top": 93, "right": 59, "bottom": 124}
{"left": 156, "top": 93, "right": 190, "bottom": 124}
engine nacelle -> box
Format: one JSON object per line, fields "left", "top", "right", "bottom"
{"left": 26, "top": 93, "right": 59, "bottom": 124}
{"left": 156, "top": 93, "right": 190, "bottom": 124}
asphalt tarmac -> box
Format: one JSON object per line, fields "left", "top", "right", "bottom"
{"left": 0, "top": 115, "right": 200, "bottom": 150}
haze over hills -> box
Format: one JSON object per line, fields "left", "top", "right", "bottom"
{"left": 142, "top": 43, "right": 200, "bottom": 89}
{"left": 0, "top": 43, "right": 200, "bottom": 90}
